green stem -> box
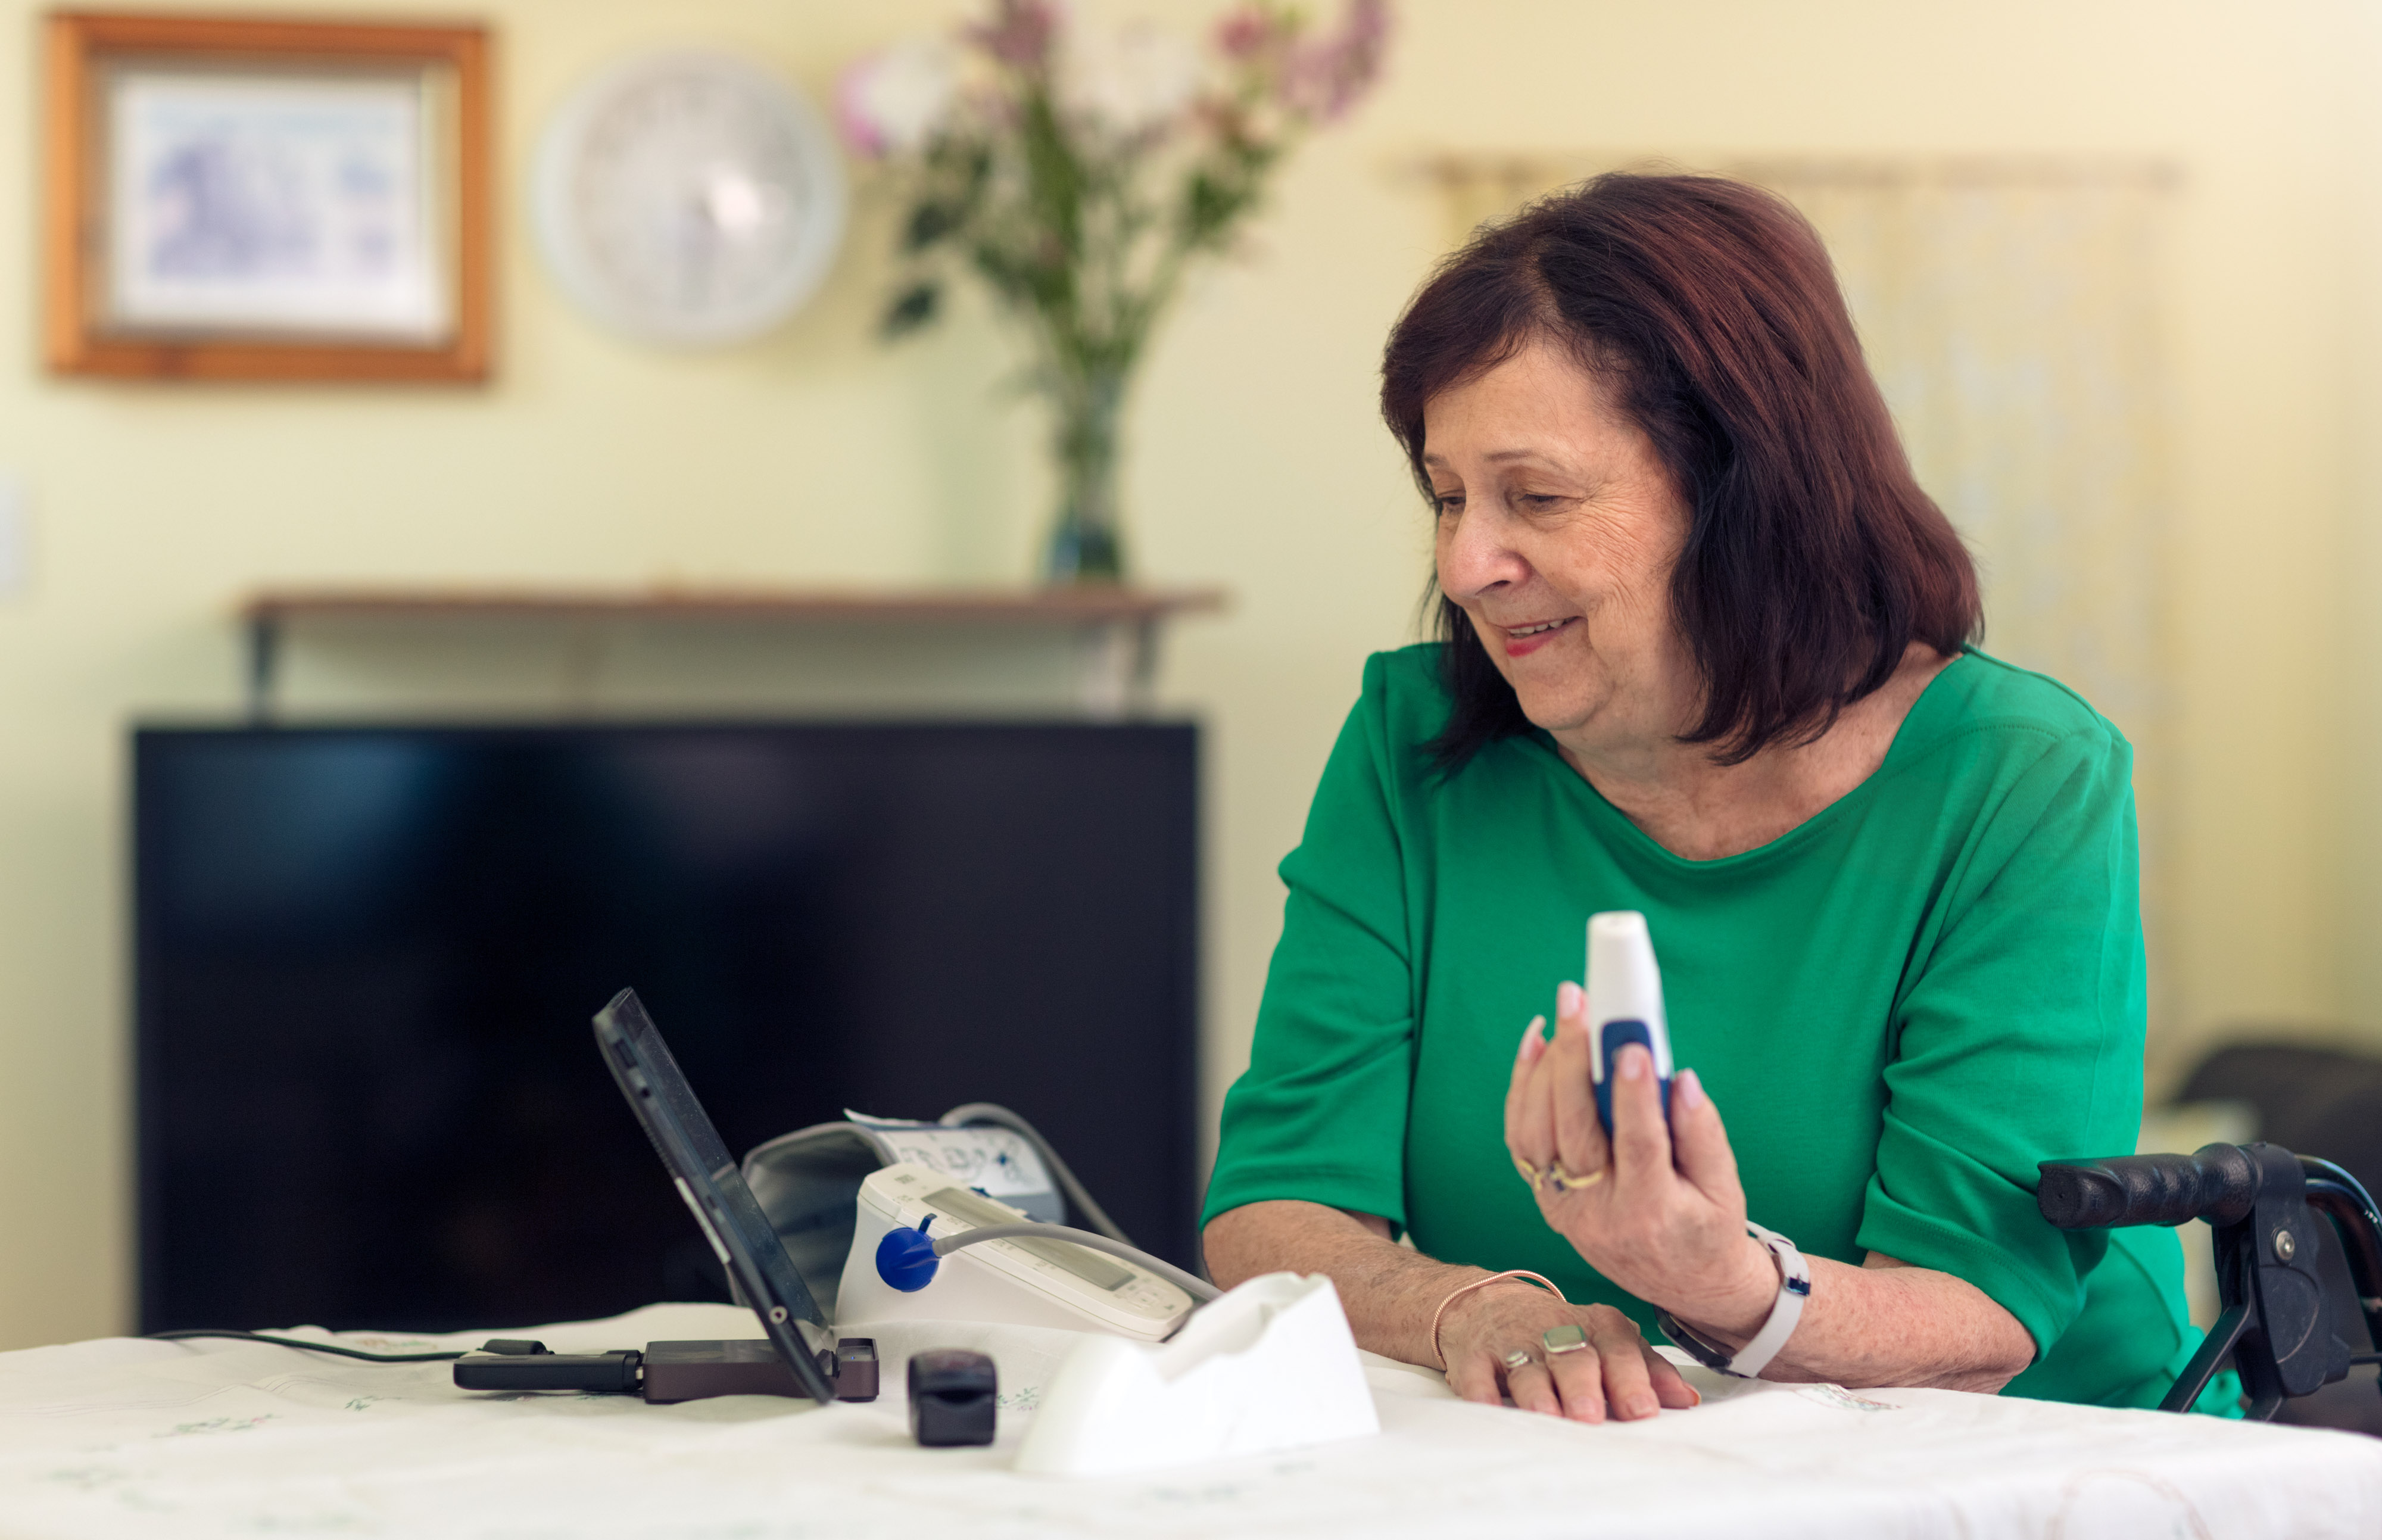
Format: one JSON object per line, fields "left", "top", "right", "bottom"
{"left": 1043, "top": 362, "right": 1127, "bottom": 584}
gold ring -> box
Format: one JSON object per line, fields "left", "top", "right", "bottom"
{"left": 1512, "top": 1153, "right": 1547, "bottom": 1190}
{"left": 1547, "top": 1162, "right": 1607, "bottom": 1191}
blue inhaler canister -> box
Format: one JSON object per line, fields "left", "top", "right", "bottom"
{"left": 1586, "top": 911, "right": 1675, "bottom": 1134}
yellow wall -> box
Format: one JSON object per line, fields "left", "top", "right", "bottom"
{"left": 1, "top": 0, "right": 2376, "bottom": 1348}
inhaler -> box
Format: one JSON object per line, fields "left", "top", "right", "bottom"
{"left": 1586, "top": 911, "right": 1675, "bottom": 1133}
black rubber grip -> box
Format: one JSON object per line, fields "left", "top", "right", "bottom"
{"left": 453, "top": 1349, "right": 642, "bottom": 1392}
{"left": 2037, "top": 1143, "right": 2258, "bottom": 1229}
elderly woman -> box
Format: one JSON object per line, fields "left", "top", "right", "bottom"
{"left": 1201, "top": 173, "right": 2200, "bottom": 1420}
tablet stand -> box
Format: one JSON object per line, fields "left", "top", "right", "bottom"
{"left": 453, "top": 1336, "right": 877, "bottom": 1402}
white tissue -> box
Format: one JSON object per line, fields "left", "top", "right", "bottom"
{"left": 1013, "top": 1271, "right": 1380, "bottom": 1476}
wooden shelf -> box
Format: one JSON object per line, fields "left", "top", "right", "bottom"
{"left": 242, "top": 584, "right": 1227, "bottom": 626}
{"left": 238, "top": 584, "right": 1229, "bottom": 719}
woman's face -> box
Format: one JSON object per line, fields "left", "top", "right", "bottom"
{"left": 1425, "top": 336, "right": 1694, "bottom": 745}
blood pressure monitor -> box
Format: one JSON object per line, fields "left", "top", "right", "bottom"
{"left": 836, "top": 1165, "right": 1196, "bottom": 1342}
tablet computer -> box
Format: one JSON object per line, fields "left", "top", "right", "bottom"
{"left": 591, "top": 987, "right": 839, "bottom": 1405}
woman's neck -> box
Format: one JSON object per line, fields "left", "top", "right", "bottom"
{"left": 1551, "top": 643, "right": 1953, "bottom": 862}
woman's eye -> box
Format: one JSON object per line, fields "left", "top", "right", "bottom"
{"left": 1518, "top": 493, "right": 1564, "bottom": 510}
{"left": 1432, "top": 493, "right": 1464, "bottom": 515}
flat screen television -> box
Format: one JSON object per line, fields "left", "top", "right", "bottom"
{"left": 134, "top": 722, "right": 1197, "bottom": 1333}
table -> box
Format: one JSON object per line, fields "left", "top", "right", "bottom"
{"left": 4, "top": 1303, "right": 2378, "bottom": 1538}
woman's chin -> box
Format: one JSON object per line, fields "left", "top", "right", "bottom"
{"left": 1511, "top": 687, "right": 1597, "bottom": 736}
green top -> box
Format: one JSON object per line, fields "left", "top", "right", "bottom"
{"left": 1205, "top": 644, "right": 2199, "bottom": 1407}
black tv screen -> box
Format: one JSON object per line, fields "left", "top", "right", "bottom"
{"left": 135, "top": 722, "right": 1198, "bottom": 1333}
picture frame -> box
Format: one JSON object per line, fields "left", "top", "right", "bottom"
{"left": 43, "top": 11, "right": 490, "bottom": 382}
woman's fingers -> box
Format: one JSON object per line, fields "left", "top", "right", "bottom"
{"left": 1667, "top": 1068, "right": 1745, "bottom": 1209}
{"left": 1448, "top": 1302, "right": 1697, "bottom": 1423}
{"left": 1548, "top": 984, "right": 1610, "bottom": 1180}
{"left": 1510, "top": 1000, "right": 1570, "bottom": 1169}
{"left": 1606, "top": 1043, "right": 1673, "bottom": 1189}
{"left": 1543, "top": 1339, "right": 1607, "bottom": 1423}
{"left": 1588, "top": 1310, "right": 1661, "bottom": 1419}
{"left": 1446, "top": 1351, "right": 1504, "bottom": 1407}
{"left": 1502, "top": 1357, "right": 1561, "bottom": 1416}
{"left": 1644, "top": 1342, "right": 1702, "bottom": 1409}
{"left": 1503, "top": 1015, "right": 1547, "bottom": 1148}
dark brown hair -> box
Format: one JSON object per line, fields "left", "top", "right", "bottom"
{"left": 1381, "top": 172, "right": 1980, "bottom": 768}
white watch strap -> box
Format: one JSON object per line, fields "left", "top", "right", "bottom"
{"left": 1726, "top": 1221, "right": 1812, "bottom": 1378}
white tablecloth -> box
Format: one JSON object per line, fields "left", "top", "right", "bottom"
{"left": 2, "top": 1303, "right": 2378, "bottom": 1538}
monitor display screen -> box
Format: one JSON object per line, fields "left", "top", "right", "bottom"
{"left": 135, "top": 722, "right": 1197, "bottom": 1333}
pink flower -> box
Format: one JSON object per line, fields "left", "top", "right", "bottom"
{"left": 1282, "top": 0, "right": 1390, "bottom": 122}
{"left": 1213, "top": 7, "right": 1282, "bottom": 63}
{"left": 971, "top": 0, "right": 1062, "bottom": 71}
{"left": 835, "top": 61, "right": 890, "bottom": 158}
{"left": 836, "top": 40, "right": 961, "bottom": 158}
{"left": 1062, "top": 20, "right": 1205, "bottom": 139}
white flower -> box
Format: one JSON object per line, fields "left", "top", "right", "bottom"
{"left": 837, "top": 38, "right": 962, "bottom": 158}
{"left": 1059, "top": 20, "right": 1204, "bottom": 138}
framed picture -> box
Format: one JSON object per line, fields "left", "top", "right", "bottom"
{"left": 43, "top": 12, "right": 490, "bottom": 382}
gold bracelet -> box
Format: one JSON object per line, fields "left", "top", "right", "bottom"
{"left": 1427, "top": 1269, "right": 1569, "bottom": 1371}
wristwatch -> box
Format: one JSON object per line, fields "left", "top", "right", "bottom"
{"left": 1654, "top": 1221, "right": 1812, "bottom": 1379}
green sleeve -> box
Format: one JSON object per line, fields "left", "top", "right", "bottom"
{"left": 1202, "top": 655, "right": 1418, "bottom": 1229}
{"left": 1857, "top": 725, "right": 2146, "bottom": 1360}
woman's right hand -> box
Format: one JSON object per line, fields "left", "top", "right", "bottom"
{"left": 1435, "top": 1279, "right": 1700, "bottom": 1422}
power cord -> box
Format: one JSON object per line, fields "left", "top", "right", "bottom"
{"left": 146, "top": 1329, "right": 466, "bottom": 1363}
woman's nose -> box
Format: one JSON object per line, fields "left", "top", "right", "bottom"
{"left": 1436, "top": 504, "right": 1531, "bottom": 598}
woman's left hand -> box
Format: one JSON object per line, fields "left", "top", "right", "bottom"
{"left": 1504, "top": 983, "right": 1775, "bottom": 1333}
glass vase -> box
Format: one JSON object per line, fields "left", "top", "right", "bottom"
{"left": 1042, "top": 369, "right": 1128, "bottom": 585}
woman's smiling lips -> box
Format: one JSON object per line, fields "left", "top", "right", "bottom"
{"left": 1497, "top": 615, "right": 1578, "bottom": 657}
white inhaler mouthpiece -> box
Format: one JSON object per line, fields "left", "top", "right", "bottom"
{"left": 1586, "top": 911, "right": 1674, "bottom": 1133}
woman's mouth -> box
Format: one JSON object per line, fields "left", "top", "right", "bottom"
{"left": 1499, "top": 616, "right": 1576, "bottom": 657}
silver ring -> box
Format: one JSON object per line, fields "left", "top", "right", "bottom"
{"left": 1501, "top": 1347, "right": 1535, "bottom": 1372}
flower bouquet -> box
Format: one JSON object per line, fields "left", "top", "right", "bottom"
{"left": 840, "top": 0, "right": 1390, "bottom": 583}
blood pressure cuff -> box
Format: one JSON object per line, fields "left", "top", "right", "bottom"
{"left": 741, "top": 1117, "right": 1064, "bottom": 1317}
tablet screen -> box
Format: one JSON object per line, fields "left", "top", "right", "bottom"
{"left": 593, "top": 988, "right": 837, "bottom": 1404}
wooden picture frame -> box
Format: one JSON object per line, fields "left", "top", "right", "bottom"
{"left": 43, "top": 11, "right": 490, "bottom": 382}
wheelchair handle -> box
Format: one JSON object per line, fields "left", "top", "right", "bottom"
{"left": 2038, "top": 1141, "right": 2382, "bottom": 1419}
{"left": 2036, "top": 1143, "right": 2259, "bottom": 1229}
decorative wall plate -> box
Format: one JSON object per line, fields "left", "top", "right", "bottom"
{"left": 533, "top": 48, "right": 846, "bottom": 346}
